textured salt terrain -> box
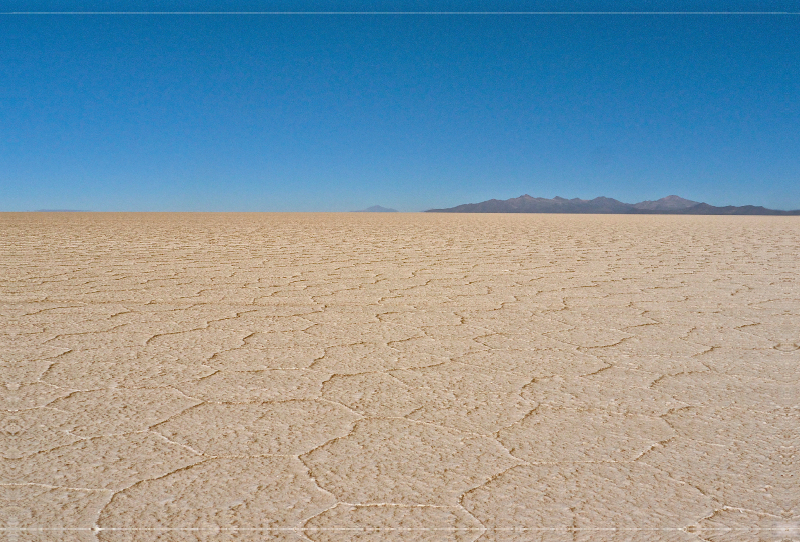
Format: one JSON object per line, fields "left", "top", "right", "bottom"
{"left": 1, "top": 213, "right": 798, "bottom": 542}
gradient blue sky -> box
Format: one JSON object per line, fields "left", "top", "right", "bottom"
{"left": 2, "top": 1, "right": 799, "bottom": 211}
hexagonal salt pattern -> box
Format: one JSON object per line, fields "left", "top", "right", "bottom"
{"left": 1, "top": 213, "right": 797, "bottom": 542}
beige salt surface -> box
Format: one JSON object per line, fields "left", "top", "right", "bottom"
{"left": 0, "top": 212, "right": 798, "bottom": 542}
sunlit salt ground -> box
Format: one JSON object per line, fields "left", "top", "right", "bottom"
{"left": 1, "top": 212, "right": 798, "bottom": 542}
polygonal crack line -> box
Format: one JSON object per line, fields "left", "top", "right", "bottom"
{"left": 682, "top": 334, "right": 752, "bottom": 351}
{"left": 296, "top": 415, "right": 509, "bottom": 499}
{"left": 94, "top": 458, "right": 215, "bottom": 526}
{"left": 463, "top": 330, "right": 502, "bottom": 344}
{"left": 13, "top": 303, "right": 89, "bottom": 317}
{"left": 646, "top": 373, "right": 680, "bottom": 390}
{"left": 458, "top": 462, "right": 527, "bottom": 513}
{"left": 635, "top": 451, "right": 723, "bottom": 513}
{"left": 657, "top": 406, "right": 787, "bottom": 449}
{"left": 572, "top": 334, "right": 634, "bottom": 350}
{"left": 386, "top": 333, "right": 430, "bottom": 347}
{"left": 378, "top": 370, "right": 422, "bottom": 390}
{"left": 166, "top": 371, "right": 226, "bottom": 398}
{"left": 373, "top": 311, "right": 402, "bottom": 324}
{"left": 139, "top": 325, "right": 211, "bottom": 346}
{"left": 304, "top": 341, "right": 379, "bottom": 371}
{"left": 315, "top": 371, "right": 344, "bottom": 392}
{"left": 293, "top": 529, "right": 316, "bottom": 542}
{"left": 629, "top": 434, "right": 680, "bottom": 463}
{"left": 655, "top": 404, "right": 698, "bottom": 425}
{"left": 701, "top": 505, "right": 787, "bottom": 523}
{"left": 684, "top": 508, "right": 735, "bottom": 537}
{"left": 303, "top": 345, "right": 338, "bottom": 371}
{"left": 12, "top": 386, "right": 81, "bottom": 410}
{"left": 65, "top": 429, "right": 200, "bottom": 458}
{"left": 132, "top": 400, "right": 207, "bottom": 436}
{"left": 732, "top": 321, "right": 767, "bottom": 335}
{"left": 296, "top": 418, "right": 362, "bottom": 477}
{"left": 37, "top": 347, "right": 74, "bottom": 362}
{"left": 40, "top": 324, "right": 128, "bottom": 345}
{"left": 567, "top": 363, "right": 617, "bottom": 380}
{"left": 491, "top": 404, "right": 542, "bottom": 444}
{"left": 296, "top": 499, "right": 343, "bottom": 535}
{"left": 314, "top": 396, "right": 365, "bottom": 418}
{"left": 203, "top": 336, "right": 258, "bottom": 363}
{"left": 457, "top": 504, "right": 490, "bottom": 535}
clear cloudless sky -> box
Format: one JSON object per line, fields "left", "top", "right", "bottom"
{"left": 1, "top": 0, "right": 799, "bottom": 211}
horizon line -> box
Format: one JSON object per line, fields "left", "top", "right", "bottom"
{"left": 3, "top": 11, "right": 799, "bottom": 15}
{"left": 10, "top": 211, "right": 800, "bottom": 215}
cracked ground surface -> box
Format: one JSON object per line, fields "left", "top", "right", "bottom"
{"left": 1, "top": 212, "right": 798, "bottom": 541}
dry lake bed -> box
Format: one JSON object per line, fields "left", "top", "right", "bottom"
{"left": 1, "top": 213, "right": 798, "bottom": 541}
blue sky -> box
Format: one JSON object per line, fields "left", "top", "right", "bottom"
{"left": 2, "top": 1, "right": 799, "bottom": 211}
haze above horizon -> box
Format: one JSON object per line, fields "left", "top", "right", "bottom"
{"left": 2, "top": 0, "right": 798, "bottom": 211}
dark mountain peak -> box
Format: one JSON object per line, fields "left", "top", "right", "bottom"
{"left": 426, "top": 195, "right": 800, "bottom": 215}
{"left": 663, "top": 195, "right": 695, "bottom": 203}
{"left": 634, "top": 195, "right": 700, "bottom": 211}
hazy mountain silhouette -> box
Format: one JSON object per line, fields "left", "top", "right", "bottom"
{"left": 426, "top": 195, "right": 800, "bottom": 215}
{"left": 354, "top": 205, "right": 398, "bottom": 212}
{"left": 633, "top": 195, "right": 699, "bottom": 211}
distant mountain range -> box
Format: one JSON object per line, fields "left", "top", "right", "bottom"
{"left": 353, "top": 205, "right": 398, "bottom": 212}
{"left": 426, "top": 195, "right": 800, "bottom": 215}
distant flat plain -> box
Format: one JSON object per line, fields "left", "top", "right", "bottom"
{"left": 2, "top": 213, "right": 798, "bottom": 541}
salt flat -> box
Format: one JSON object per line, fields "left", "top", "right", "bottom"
{"left": 1, "top": 212, "right": 798, "bottom": 541}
